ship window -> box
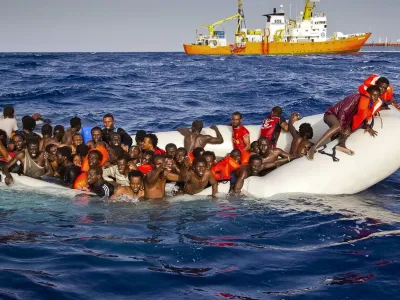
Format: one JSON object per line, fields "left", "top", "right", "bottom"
{"left": 324, "top": 25, "right": 327, "bottom": 28}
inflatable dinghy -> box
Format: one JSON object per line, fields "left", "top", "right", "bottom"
{"left": 157, "top": 109, "right": 400, "bottom": 198}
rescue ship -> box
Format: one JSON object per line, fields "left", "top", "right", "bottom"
{"left": 183, "top": 0, "right": 371, "bottom": 55}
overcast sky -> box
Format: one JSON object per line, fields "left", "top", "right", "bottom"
{"left": 1, "top": 0, "right": 398, "bottom": 52}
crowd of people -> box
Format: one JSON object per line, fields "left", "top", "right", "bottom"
{"left": 0, "top": 74, "right": 396, "bottom": 200}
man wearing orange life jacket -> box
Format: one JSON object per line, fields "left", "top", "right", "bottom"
{"left": 307, "top": 85, "right": 381, "bottom": 160}
{"left": 358, "top": 75, "right": 400, "bottom": 109}
{"left": 212, "top": 149, "right": 242, "bottom": 181}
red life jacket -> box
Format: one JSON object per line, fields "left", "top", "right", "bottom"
{"left": 138, "top": 164, "right": 153, "bottom": 175}
{"left": 260, "top": 114, "right": 281, "bottom": 145}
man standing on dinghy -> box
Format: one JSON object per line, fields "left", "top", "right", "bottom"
{"left": 178, "top": 120, "right": 224, "bottom": 153}
{"left": 307, "top": 85, "right": 381, "bottom": 160}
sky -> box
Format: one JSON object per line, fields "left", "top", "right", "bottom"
{"left": 0, "top": 0, "right": 399, "bottom": 52}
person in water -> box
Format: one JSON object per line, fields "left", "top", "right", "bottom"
{"left": 182, "top": 157, "right": 218, "bottom": 197}
{"left": 230, "top": 154, "right": 264, "bottom": 195}
{"left": 102, "top": 114, "right": 133, "bottom": 149}
{"left": 260, "top": 106, "right": 289, "bottom": 147}
{"left": 3, "top": 138, "right": 51, "bottom": 185}
{"left": 87, "top": 165, "right": 115, "bottom": 198}
{"left": 144, "top": 155, "right": 180, "bottom": 200}
{"left": 231, "top": 112, "right": 250, "bottom": 151}
{"left": 307, "top": 85, "right": 381, "bottom": 160}
{"left": 40, "top": 124, "right": 58, "bottom": 151}
{"left": 178, "top": 120, "right": 224, "bottom": 153}
{"left": 62, "top": 117, "right": 82, "bottom": 145}
{"left": 55, "top": 146, "right": 81, "bottom": 188}
{"left": 87, "top": 127, "right": 107, "bottom": 149}
{"left": 288, "top": 112, "right": 314, "bottom": 155}
{"left": 110, "top": 170, "right": 145, "bottom": 201}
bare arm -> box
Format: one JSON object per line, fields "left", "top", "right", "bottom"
{"left": 205, "top": 125, "right": 224, "bottom": 145}
{"left": 274, "top": 148, "right": 290, "bottom": 159}
{"left": 166, "top": 171, "right": 181, "bottom": 182}
{"left": 110, "top": 187, "right": 123, "bottom": 200}
{"left": 288, "top": 113, "right": 300, "bottom": 139}
{"left": 145, "top": 166, "right": 164, "bottom": 186}
{"left": 3, "top": 152, "right": 24, "bottom": 185}
{"left": 209, "top": 172, "right": 218, "bottom": 197}
{"left": 232, "top": 168, "right": 247, "bottom": 194}
{"left": 177, "top": 127, "right": 191, "bottom": 137}
{"left": 280, "top": 122, "right": 289, "bottom": 132}
{"left": 243, "top": 135, "right": 251, "bottom": 151}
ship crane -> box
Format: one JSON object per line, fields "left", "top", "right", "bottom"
{"left": 200, "top": 13, "right": 243, "bottom": 37}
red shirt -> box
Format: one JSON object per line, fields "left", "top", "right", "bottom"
{"left": 232, "top": 125, "right": 249, "bottom": 150}
{"left": 154, "top": 147, "right": 166, "bottom": 156}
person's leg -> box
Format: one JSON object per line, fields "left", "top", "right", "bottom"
{"left": 336, "top": 126, "right": 355, "bottom": 155}
{"left": 307, "top": 114, "right": 341, "bottom": 160}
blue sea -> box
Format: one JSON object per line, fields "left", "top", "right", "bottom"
{"left": 1, "top": 52, "right": 400, "bottom": 299}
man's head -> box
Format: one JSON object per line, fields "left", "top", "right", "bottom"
{"left": 53, "top": 125, "right": 65, "bottom": 142}
{"left": 87, "top": 165, "right": 103, "bottom": 185}
{"left": 165, "top": 143, "right": 177, "bottom": 157}
{"left": 257, "top": 137, "right": 270, "bottom": 156}
{"left": 41, "top": 124, "right": 53, "bottom": 137}
{"left": 108, "top": 146, "right": 124, "bottom": 165}
{"left": 109, "top": 133, "right": 121, "bottom": 147}
{"left": 250, "top": 141, "right": 260, "bottom": 154}
{"left": 22, "top": 116, "right": 36, "bottom": 132}
{"left": 271, "top": 106, "right": 283, "bottom": 117}
{"left": 128, "top": 170, "right": 144, "bottom": 193}
{"left": 3, "top": 106, "right": 14, "bottom": 119}
{"left": 56, "top": 146, "right": 72, "bottom": 165}
{"left": 103, "top": 114, "right": 114, "bottom": 129}
{"left": 45, "top": 143, "right": 58, "bottom": 162}
{"left": 248, "top": 154, "right": 263, "bottom": 176}
{"left": 117, "top": 155, "right": 129, "bottom": 175}
{"left": 153, "top": 155, "right": 165, "bottom": 169}
{"left": 27, "top": 138, "right": 40, "bottom": 159}
{"left": 76, "top": 144, "right": 89, "bottom": 158}
{"left": 202, "top": 151, "right": 216, "bottom": 170}
{"left": 299, "top": 123, "right": 314, "bottom": 139}
{"left": 135, "top": 130, "right": 146, "bottom": 146}
{"left": 70, "top": 117, "right": 82, "bottom": 131}
{"left": 367, "top": 85, "right": 381, "bottom": 103}
{"left": 73, "top": 154, "right": 82, "bottom": 167}
{"left": 231, "top": 112, "right": 242, "bottom": 129}
{"left": 13, "top": 133, "right": 26, "bottom": 151}
{"left": 193, "top": 157, "right": 207, "bottom": 177}
{"left": 192, "top": 147, "right": 204, "bottom": 159}
{"left": 376, "top": 77, "right": 390, "bottom": 95}
{"left": 128, "top": 145, "right": 141, "bottom": 159}
{"left": 141, "top": 150, "right": 154, "bottom": 165}
{"left": 230, "top": 149, "right": 242, "bottom": 164}
{"left": 91, "top": 127, "right": 103, "bottom": 143}
{"left": 142, "top": 134, "right": 158, "bottom": 151}
{"left": 88, "top": 150, "right": 103, "bottom": 167}
{"left": 175, "top": 147, "right": 187, "bottom": 164}
{"left": 191, "top": 120, "right": 203, "bottom": 134}
{"left": 72, "top": 134, "right": 83, "bottom": 147}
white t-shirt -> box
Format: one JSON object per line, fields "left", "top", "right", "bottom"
{"left": 0, "top": 118, "right": 18, "bottom": 138}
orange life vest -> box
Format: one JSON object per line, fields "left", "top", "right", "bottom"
{"left": 352, "top": 92, "right": 382, "bottom": 131}
{"left": 358, "top": 74, "right": 393, "bottom": 102}
{"left": 212, "top": 156, "right": 240, "bottom": 181}
{"left": 81, "top": 145, "right": 109, "bottom": 172}
{"left": 74, "top": 172, "right": 88, "bottom": 189}
{"left": 240, "top": 149, "right": 250, "bottom": 165}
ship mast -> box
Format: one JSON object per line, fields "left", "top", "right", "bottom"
{"left": 303, "top": 0, "right": 316, "bottom": 21}
{"left": 237, "top": 0, "right": 246, "bottom": 34}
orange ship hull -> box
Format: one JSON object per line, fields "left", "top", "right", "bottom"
{"left": 184, "top": 33, "right": 371, "bottom": 55}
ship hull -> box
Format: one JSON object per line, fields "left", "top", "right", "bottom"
{"left": 184, "top": 33, "right": 371, "bottom": 55}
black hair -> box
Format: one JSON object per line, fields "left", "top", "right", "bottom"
{"left": 193, "top": 156, "right": 207, "bottom": 166}
{"left": 91, "top": 126, "right": 102, "bottom": 134}
{"left": 203, "top": 151, "right": 216, "bottom": 161}
{"left": 103, "top": 114, "right": 114, "bottom": 120}
{"left": 13, "top": 132, "right": 25, "bottom": 141}
{"left": 165, "top": 154, "right": 174, "bottom": 160}
{"left": 165, "top": 143, "right": 177, "bottom": 150}
{"left": 192, "top": 147, "right": 204, "bottom": 158}
{"left": 135, "top": 130, "right": 146, "bottom": 143}
{"left": 249, "top": 154, "right": 262, "bottom": 164}
{"left": 272, "top": 106, "right": 283, "bottom": 115}
{"left": 257, "top": 136, "right": 269, "bottom": 144}
{"left": 367, "top": 85, "right": 381, "bottom": 95}
{"left": 0, "top": 129, "right": 7, "bottom": 146}
{"left": 26, "top": 136, "right": 40, "bottom": 147}
{"left": 230, "top": 149, "right": 241, "bottom": 156}
{"left": 41, "top": 124, "right": 53, "bottom": 136}
{"left": 3, "top": 106, "right": 14, "bottom": 118}
{"left": 22, "top": 115, "right": 36, "bottom": 131}
{"left": 191, "top": 120, "right": 203, "bottom": 132}
{"left": 53, "top": 125, "right": 65, "bottom": 134}
{"left": 144, "top": 133, "right": 158, "bottom": 147}
{"left": 76, "top": 144, "right": 90, "bottom": 157}
{"left": 70, "top": 117, "right": 81, "bottom": 129}
{"left": 110, "top": 146, "right": 124, "bottom": 159}
{"left": 153, "top": 154, "right": 165, "bottom": 161}
{"left": 232, "top": 111, "right": 242, "bottom": 119}
{"left": 176, "top": 147, "right": 187, "bottom": 156}
{"left": 110, "top": 133, "right": 121, "bottom": 141}
{"left": 142, "top": 150, "right": 155, "bottom": 164}
{"left": 89, "top": 149, "right": 103, "bottom": 162}
{"left": 57, "top": 146, "right": 72, "bottom": 161}
{"left": 117, "top": 153, "right": 130, "bottom": 162}
{"left": 128, "top": 170, "right": 144, "bottom": 181}
{"left": 73, "top": 133, "right": 83, "bottom": 139}
{"left": 376, "top": 77, "right": 390, "bottom": 85}
{"left": 299, "top": 123, "right": 314, "bottom": 139}
{"left": 45, "top": 143, "right": 57, "bottom": 153}
{"left": 89, "top": 165, "right": 103, "bottom": 176}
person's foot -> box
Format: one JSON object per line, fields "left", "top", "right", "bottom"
{"left": 336, "top": 146, "right": 355, "bottom": 156}
{"left": 306, "top": 146, "right": 317, "bottom": 160}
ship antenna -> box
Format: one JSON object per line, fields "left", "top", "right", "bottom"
{"left": 238, "top": 0, "right": 246, "bottom": 33}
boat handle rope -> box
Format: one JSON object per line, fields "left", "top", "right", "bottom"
{"left": 317, "top": 145, "right": 340, "bottom": 162}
